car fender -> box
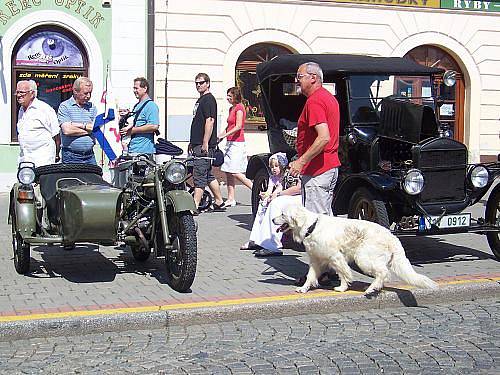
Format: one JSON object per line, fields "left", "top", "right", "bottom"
{"left": 333, "top": 172, "right": 397, "bottom": 214}
{"left": 246, "top": 153, "right": 271, "bottom": 180}
{"left": 165, "top": 190, "right": 197, "bottom": 213}
{"left": 9, "top": 183, "right": 36, "bottom": 238}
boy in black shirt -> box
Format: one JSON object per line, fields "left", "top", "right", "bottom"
{"left": 189, "top": 73, "right": 226, "bottom": 212}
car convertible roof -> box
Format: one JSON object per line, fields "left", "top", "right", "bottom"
{"left": 256, "top": 54, "right": 443, "bottom": 81}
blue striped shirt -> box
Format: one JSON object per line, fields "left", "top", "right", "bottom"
{"left": 57, "top": 96, "right": 97, "bottom": 152}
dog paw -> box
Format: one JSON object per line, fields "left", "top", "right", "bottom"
{"left": 296, "top": 286, "right": 309, "bottom": 293}
{"left": 334, "top": 286, "right": 347, "bottom": 292}
{"left": 364, "top": 288, "right": 380, "bottom": 297}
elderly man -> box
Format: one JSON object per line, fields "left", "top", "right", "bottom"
{"left": 16, "top": 80, "right": 60, "bottom": 166}
{"left": 289, "top": 61, "right": 340, "bottom": 216}
{"left": 120, "top": 77, "right": 159, "bottom": 156}
{"left": 289, "top": 62, "right": 340, "bottom": 287}
{"left": 57, "top": 77, "right": 97, "bottom": 164}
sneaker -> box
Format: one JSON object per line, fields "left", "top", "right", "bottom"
{"left": 224, "top": 199, "right": 237, "bottom": 207}
{"left": 212, "top": 202, "right": 226, "bottom": 212}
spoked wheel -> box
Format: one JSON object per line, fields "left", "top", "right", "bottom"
{"left": 130, "top": 241, "right": 151, "bottom": 262}
{"left": 11, "top": 215, "right": 31, "bottom": 274}
{"left": 166, "top": 212, "right": 197, "bottom": 292}
{"left": 348, "top": 187, "right": 390, "bottom": 228}
{"left": 485, "top": 186, "right": 500, "bottom": 260}
{"left": 251, "top": 168, "right": 268, "bottom": 217}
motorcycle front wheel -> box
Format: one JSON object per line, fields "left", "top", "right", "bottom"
{"left": 165, "top": 212, "right": 197, "bottom": 292}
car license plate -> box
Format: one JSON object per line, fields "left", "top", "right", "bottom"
{"left": 420, "top": 213, "right": 471, "bottom": 230}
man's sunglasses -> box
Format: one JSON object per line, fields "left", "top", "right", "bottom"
{"left": 195, "top": 80, "right": 207, "bottom": 86}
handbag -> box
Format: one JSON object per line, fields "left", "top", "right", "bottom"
{"left": 212, "top": 146, "right": 224, "bottom": 167}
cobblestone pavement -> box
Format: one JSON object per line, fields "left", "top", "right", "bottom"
{"left": 0, "top": 184, "right": 499, "bottom": 319}
{"left": 0, "top": 298, "right": 498, "bottom": 374}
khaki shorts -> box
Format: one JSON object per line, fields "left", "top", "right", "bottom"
{"left": 301, "top": 167, "right": 338, "bottom": 216}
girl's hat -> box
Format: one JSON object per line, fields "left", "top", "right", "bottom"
{"left": 269, "top": 152, "right": 288, "bottom": 168}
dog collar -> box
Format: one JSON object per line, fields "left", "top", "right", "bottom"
{"left": 304, "top": 218, "right": 319, "bottom": 238}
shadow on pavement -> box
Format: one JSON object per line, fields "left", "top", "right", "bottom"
{"left": 401, "top": 236, "right": 496, "bottom": 266}
{"left": 27, "top": 244, "right": 170, "bottom": 285}
{"left": 227, "top": 213, "right": 253, "bottom": 231}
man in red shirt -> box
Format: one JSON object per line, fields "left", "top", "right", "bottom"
{"left": 289, "top": 62, "right": 340, "bottom": 215}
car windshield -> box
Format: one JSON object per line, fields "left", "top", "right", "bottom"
{"left": 348, "top": 75, "right": 434, "bottom": 124}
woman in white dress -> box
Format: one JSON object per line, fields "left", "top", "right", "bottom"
{"left": 218, "top": 87, "right": 252, "bottom": 207}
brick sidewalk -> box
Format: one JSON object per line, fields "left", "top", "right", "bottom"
{"left": 0, "top": 187, "right": 499, "bottom": 320}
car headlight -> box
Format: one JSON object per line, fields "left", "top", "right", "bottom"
{"left": 17, "top": 166, "right": 36, "bottom": 185}
{"left": 402, "top": 169, "right": 424, "bottom": 195}
{"left": 165, "top": 162, "right": 186, "bottom": 184}
{"left": 469, "top": 165, "right": 489, "bottom": 188}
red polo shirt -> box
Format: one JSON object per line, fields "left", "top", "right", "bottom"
{"left": 296, "top": 86, "right": 340, "bottom": 176}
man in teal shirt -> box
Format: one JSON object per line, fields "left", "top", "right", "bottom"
{"left": 120, "top": 77, "right": 159, "bottom": 155}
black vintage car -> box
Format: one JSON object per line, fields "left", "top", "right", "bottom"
{"left": 245, "top": 54, "right": 500, "bottom": 259}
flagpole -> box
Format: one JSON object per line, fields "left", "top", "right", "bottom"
{"left": 100, "top": 63, "right": 110, "bottom": 167}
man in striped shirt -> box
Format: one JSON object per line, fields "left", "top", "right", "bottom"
{"left": 57, "top": 77, "right": 97, "bottom": 164}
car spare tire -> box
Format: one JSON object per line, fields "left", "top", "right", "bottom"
{"left": 35, "top": 163, "right": 103, "bottom": 178}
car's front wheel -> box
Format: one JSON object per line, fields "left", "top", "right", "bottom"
{"left": 11, "top": 215, "right": 31, "bottom": 274}
{"left": 348, "top": 187, "right": 390, "bottom": 228}
{"left": 485, "top": 185, "right": 500, "bottom": 260}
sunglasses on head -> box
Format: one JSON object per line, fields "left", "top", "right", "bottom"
{"left": 195, "top": 80, "right": 207, "bottom": 86}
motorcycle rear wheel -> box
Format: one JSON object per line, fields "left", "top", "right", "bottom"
{"left": 166, "top": 212, "right": 197, "bottom": 292}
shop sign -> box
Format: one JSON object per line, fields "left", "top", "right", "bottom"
{"left": 440, "top": 0, "right": 500, "bottom": 11}
{"left": 309, "top": 0, "right": 440, "bottom": 8}
{"left": 15, "top": 30, "right": 84, "bottom": 67}
{"left": 0, "top": 0, "right": 106, "bottom": 29}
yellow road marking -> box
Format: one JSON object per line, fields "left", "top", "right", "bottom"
{"left": 1, "top": 277, "right": 498, "bottom": 323}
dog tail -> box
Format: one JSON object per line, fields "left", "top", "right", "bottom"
{"left": 389, "top": 243, "right": 438, "bottom": 290}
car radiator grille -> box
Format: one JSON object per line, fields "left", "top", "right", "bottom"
{"left": 418, "top": 148, "right": 467, "bottom": 203}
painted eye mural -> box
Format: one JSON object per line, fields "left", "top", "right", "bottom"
{"left": 15, "top": 31, "right": 84, "bottom": 68}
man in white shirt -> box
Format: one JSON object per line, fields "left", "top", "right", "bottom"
{"left": 16, "top": 80, "right": 60, "bottom": 166}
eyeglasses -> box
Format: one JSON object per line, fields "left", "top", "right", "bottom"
{"left": 195, "top": 80, "right": 207, "bottom": 86}
{"left": 295, "top": 73, "right": 316, "bottom": 81}
{"left": 15, "top": 90, "right": 33, "bottom": 96}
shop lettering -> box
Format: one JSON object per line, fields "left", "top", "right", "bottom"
{"left": 453, "top": 1, "right": 490, "bottom": 9}
{"left": 35, "top": 72, "right": 59, "bottom": 78}
{"left": 0, "top": 0, "right": 105, "bottom": 28}
{"left": 62, "top": 73, "right": 81, "bottom": 79}
{"left": 19, "top": 72, "right": 31, "bottom": 77}
{"left": 53, "top": 55, "right": 68, "bottom": 64}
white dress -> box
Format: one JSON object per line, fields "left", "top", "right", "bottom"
{"left": 249, "top": 194, "right": 302, "bottom": 252}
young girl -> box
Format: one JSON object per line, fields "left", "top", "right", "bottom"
{"left": 258, "top": 152, "right": 287, "bottom": 209}
{"left": 240, "top": 152, "right": 302, "bottom": 255}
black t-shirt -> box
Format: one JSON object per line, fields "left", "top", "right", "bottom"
{"left": 190, "top": 92, "right": 217, "bottom": 147}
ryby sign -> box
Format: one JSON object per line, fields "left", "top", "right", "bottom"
{"left": 0, "top": 0, "right": 105, "bottom": 28}
{"left": 441, "top": 0, "right": 500, "bottom": 11}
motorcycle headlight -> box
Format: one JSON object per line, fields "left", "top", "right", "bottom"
{"left": 469, "top": 165, "right": 489, "bottom": 188}
{"left": 165, "top": 162, "right": 187, "bottom": 184}
{"left": 17, "top": 166, "right": 36, "bottom": 185}
{"left": 402, "top": 169, "right": 424, "bottom": 195}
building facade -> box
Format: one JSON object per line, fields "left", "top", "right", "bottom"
{"left": 0, "top": 0, "right": 149, "bottom": 188}
{"left": 159, "top": 0, "right": 499, "bottom": 162}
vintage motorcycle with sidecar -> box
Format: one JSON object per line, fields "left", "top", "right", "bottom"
{"left": 246, "top": 54, "right": 500, "bottom": 259}
{"left": 8, "top": 155, "right": 198, "bottom": 292}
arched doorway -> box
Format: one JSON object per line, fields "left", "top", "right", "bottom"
{"left": 236, "top": 43, "right": 293, "bottom": 128}
{"left": 404, "top": 45, "right": 465, "bottom": 143}
{"left": 11, "top": 26, "right": 88, "bottom": 142}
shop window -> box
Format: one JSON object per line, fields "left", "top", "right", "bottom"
{"left": 236, "top": 43, "right": 293, "bottom": 129}
{"left": 11, "top": 26, "right": 88, "bottom": 142}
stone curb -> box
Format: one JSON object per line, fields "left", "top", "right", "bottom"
{"left": 1, "top": 280, "right": 498, "bottom": 341}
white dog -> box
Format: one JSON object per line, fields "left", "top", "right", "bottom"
{"left": 273, "top": 205, "right": 438, "bottom": 295}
